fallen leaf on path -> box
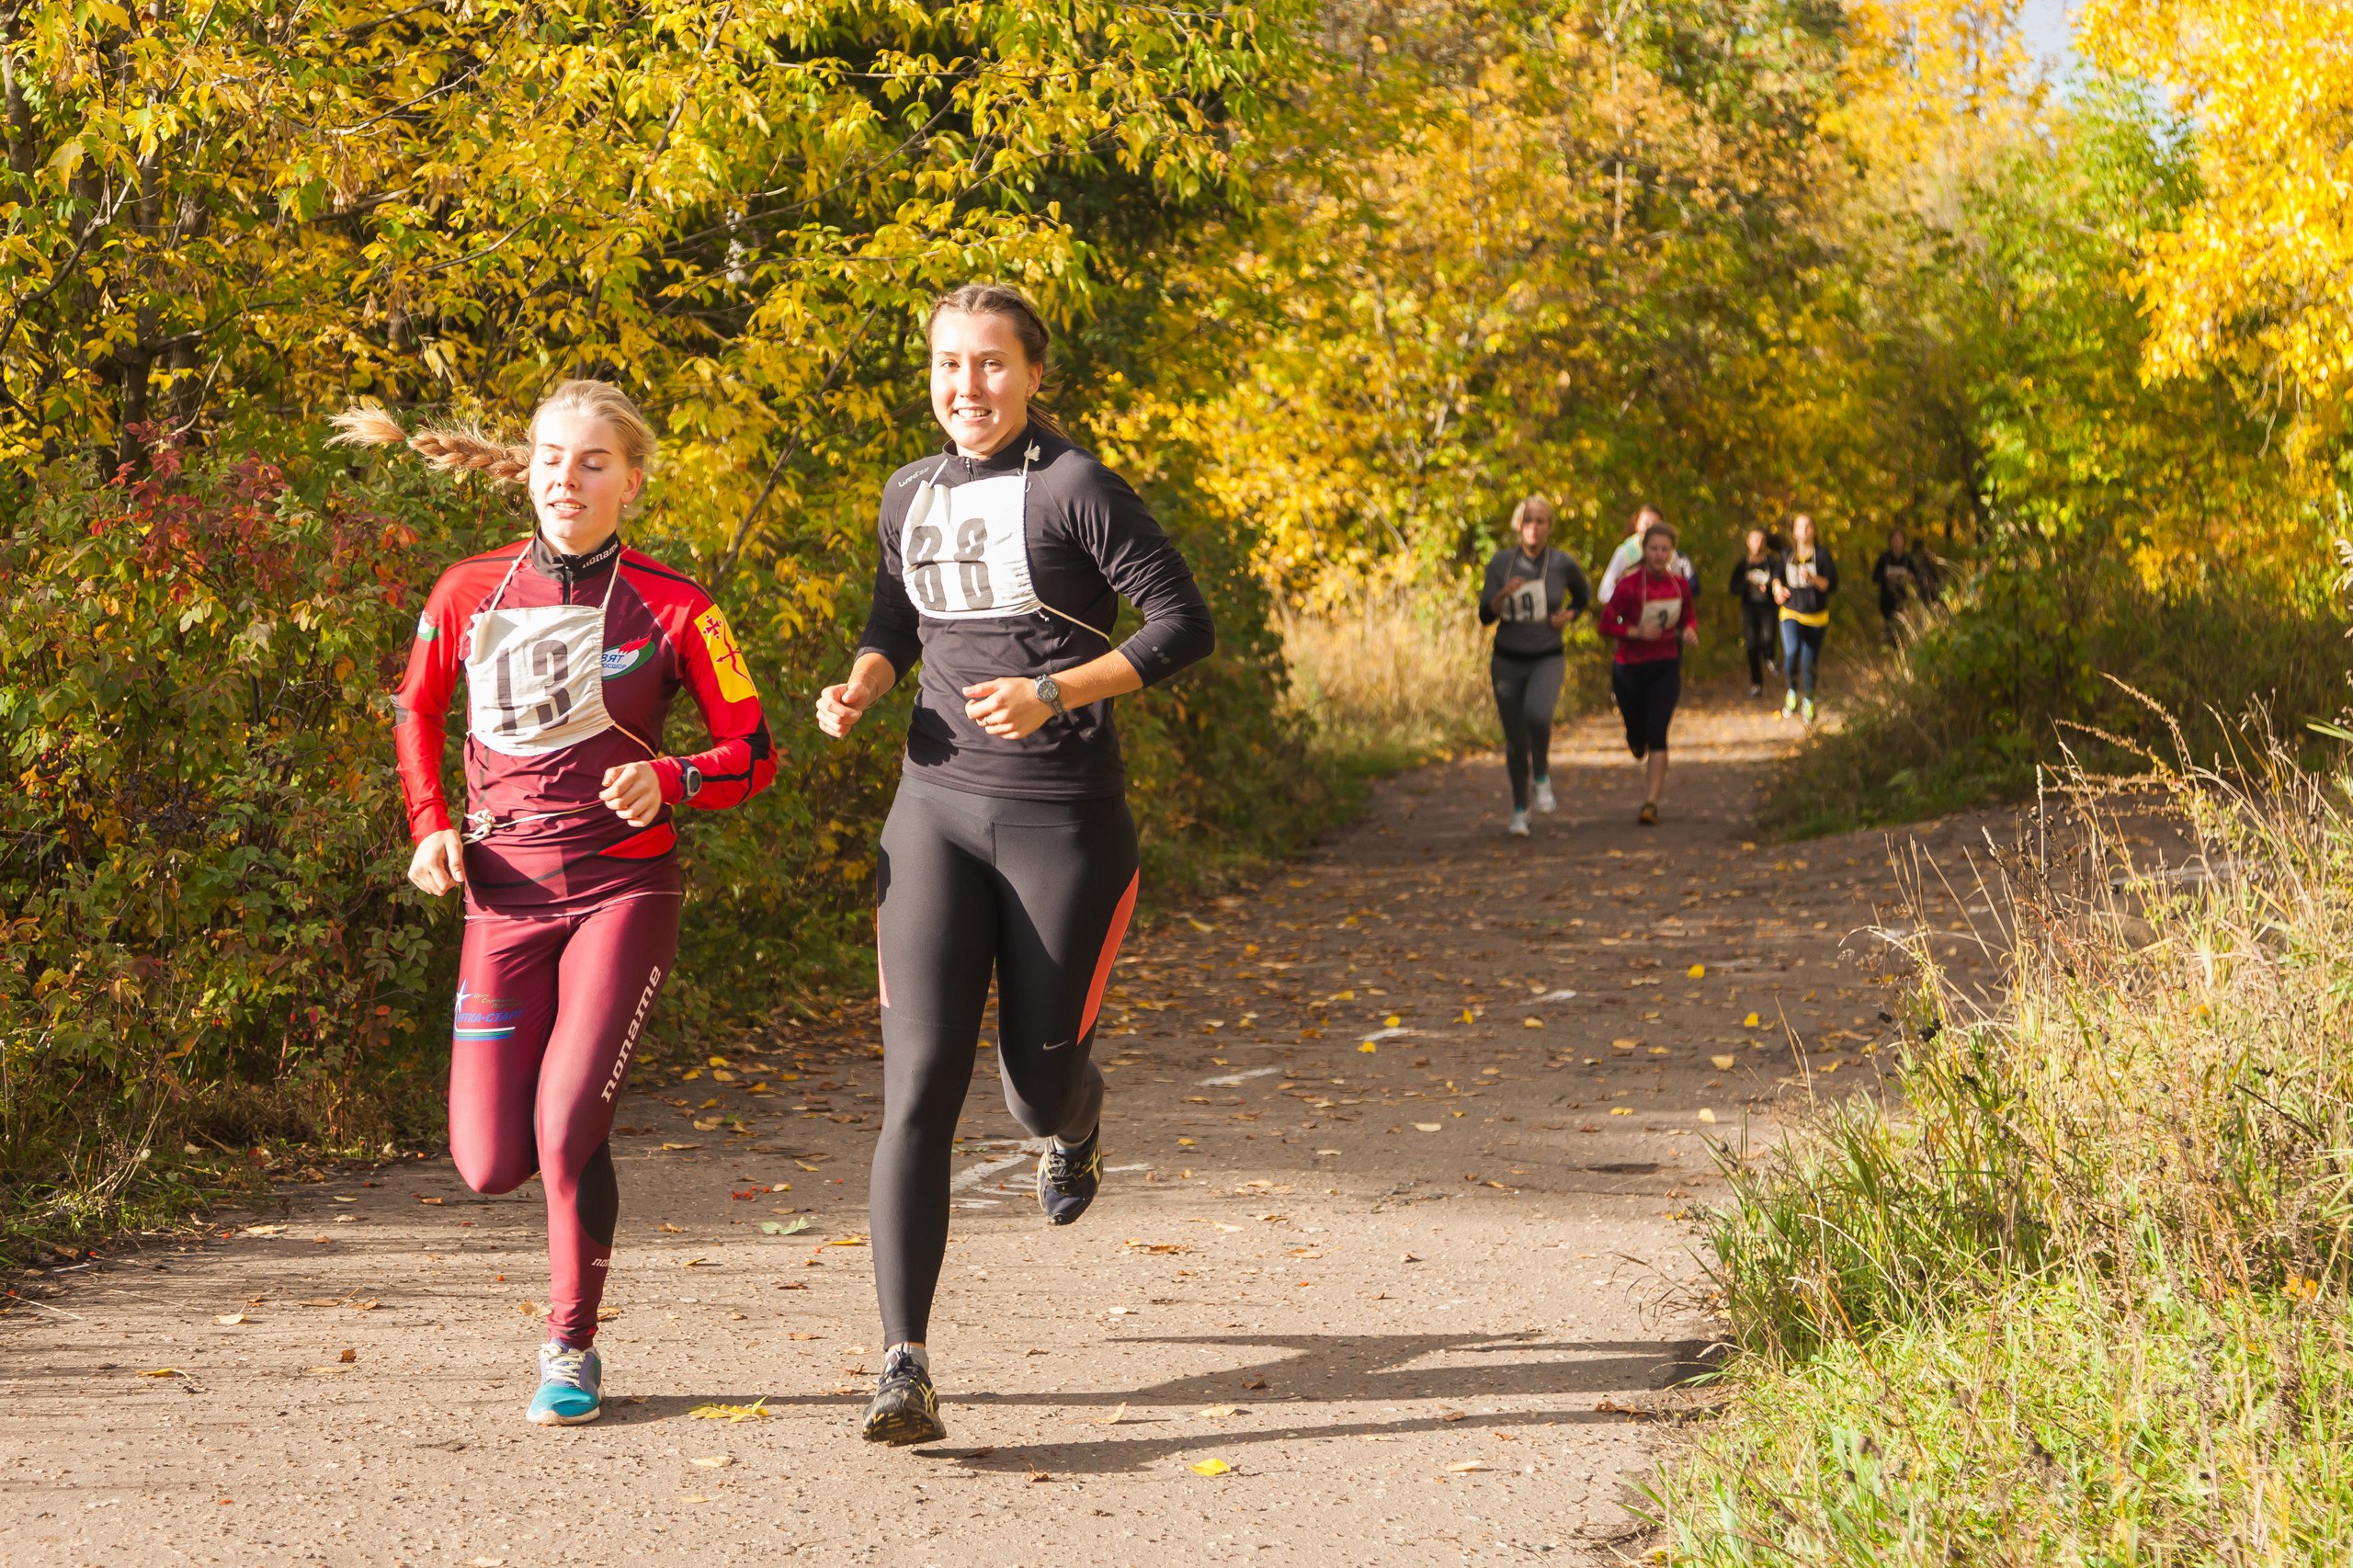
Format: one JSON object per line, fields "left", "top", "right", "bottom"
{"left": 1611, "top": 1038, "right": 1640, "bottom": 1050}
{"left": 416, "top": 1197, "right": 443, "bottom": 1205}
{"left": 1190, "top": 1458, "right": 1233, "bottom": 1476}
{"left": 760, "top": 1219, "right": 810, "bottom": 1236}
{"left": 661, "top": 1142, "right": 701, "bottom": 1152}
{"left": 1688, "top": 964, "right": 1706, "bottom": 978}
{"left": 659, "top": 1221, "right": 687, "bottom": 1233}
{"left": 338, "top": 1348, "right": 356, "bottom": 1363}
{"left": 1384, "top": 1014, "right": 1402, "bottom": 1028}
{"left": 1699, "top": 1108, "right": 1719, "bottom": 1124}
{"left": 1744, "top": 1012, "right": 1761, "bottom": 1028}
{"left": 302, "top": 1365, "right": 348, "bottom": 1375}
{"left": 1610, "top": 1108, "right": 1632, "bottom": 1116}
{"left": 1199, "top": 1403, "right": 1241, "bottom": 1417}
{"left": 1094, "top": 1403, "right": 1130, "bottom": 1426}
{"left": 242, "top": 1224, "right": 290, "bottom": 1236}
{"left": 140, "top": 1368, "right": 182, "bottom": 1378}
{"left": 1358, "top": 1041, "right": 1377, "bottom": 1053}
{"left": 1029, "top": 1469, "right": 1054, "bottom": 1483}
{"left": 1441, "top": 1410, "right": 1466, "bottom": 1422}
{"left": 1523, "top": 1017, "right": 1541, "bottom": 1028}
{"left": 690, "top": 1455, "right": 734, "bottom": 1468}
{"left": 214, "top": 1312, "right": 248, "bottom": 1325}
{"left": 1413, "top": 1122, "right": 1440, "bottom": 1132}
{"left": 1459, "top": 1009, "right": 1474, "bottom": 1024}
{"left": 687, "top": 1393, "right": 771, "bottom": 1422}
{"left": 1711, "top": 1054, "right": 1736, "bottom": 1070}
{"left": 1447, "top": 1460, "right": 1491, "bottom": 1473}
{"left": 1243, "top": 1377, "right": 1268, "bottom": 1390}
{"left": 1124, "top": 1239, "right": 1189, "bottom": 1254}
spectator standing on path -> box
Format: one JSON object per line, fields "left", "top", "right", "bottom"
{"left": 1729, "top": 528, "right": 1783, "bottom": 696}
{"left": 1870, "top": 527, "right": 1929, "bottom": 647}
{"left": 1772, "top": 511, "right": 1837, "bottom": 724}
{"left": 1477, "top": 494, "right": 1592, "bottom": 837}
{"left": 1597, "top": 517, "right": 1698, "bottom": 824}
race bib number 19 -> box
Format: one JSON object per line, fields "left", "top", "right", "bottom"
{"left": 1499, "top": 577, "right": 1550, "bottom": 622}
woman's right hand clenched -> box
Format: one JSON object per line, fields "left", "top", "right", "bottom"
{"left": 815, "top": 681, "right": 870, "bottom": 738}
{"left": 407, "top": 829, "right": 465, "bottom": 896}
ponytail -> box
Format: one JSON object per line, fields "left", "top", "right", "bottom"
{"left": 327, "top": 381, "right": 658, "bottom": 486}
{"left": 327, "top": 403, "right": 530, "bottom": 483}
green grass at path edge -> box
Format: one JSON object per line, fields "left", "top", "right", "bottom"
{"left": 1644, "top": 1278, "right": 2353, "bottom": 1564}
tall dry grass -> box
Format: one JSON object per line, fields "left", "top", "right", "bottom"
{"left": 1653, "top": 720, "right": 2353, "bottom": 1561}
{"left": 1280, "top": 578, "right": 1602, "bottom": 766}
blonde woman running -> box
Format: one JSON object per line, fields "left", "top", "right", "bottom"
{"left": 337, "top": 381, "right": 775, "bottom": 1424}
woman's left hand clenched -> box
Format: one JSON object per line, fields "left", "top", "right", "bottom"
{"left": 963, "top": 676, "right": 1051, "bottom": 739}
{"left": 600, "top": 761, "right": 665, "bottom": 826}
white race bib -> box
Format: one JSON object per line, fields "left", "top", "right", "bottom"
{"left": 1638, "top": 596, "right": 1678, "bottom": 637}
{"left": 1497, "top": 565, "right": 1552, "bottom": 622}
{"left": 901, "top": 466, "right": 1037, "bottom": 619}
{"left": 462, "top": 545, "right": 622, "bottom": 759}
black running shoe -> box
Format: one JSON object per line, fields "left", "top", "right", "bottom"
{"left": 1037, "top": 1129, "right": 1103, "bottom": 1226}
{"left": 861, "top": 1348, "right": 946, "bottom": 1446}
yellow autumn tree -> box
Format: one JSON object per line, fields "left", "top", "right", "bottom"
{"left": 2081, "top": 0, "right": 2353, "bottom": 418}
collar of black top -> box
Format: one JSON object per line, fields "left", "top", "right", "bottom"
{"left": 936, "top": 426, "right": 1057, "bottom": 474}
{"left": 530, "top": 529, "right": 624, "bottom": 583}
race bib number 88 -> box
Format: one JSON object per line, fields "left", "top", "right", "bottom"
{"left": 901, "top": 471, "right": 1037, "bottom": 619}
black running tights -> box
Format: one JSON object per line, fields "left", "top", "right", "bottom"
{"left": 870, "top": 778, "right": 1140, "bottom": 1346}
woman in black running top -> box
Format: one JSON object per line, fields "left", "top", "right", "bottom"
{"left": 814, "top": 284, "right": 1214, "bottom": 1446}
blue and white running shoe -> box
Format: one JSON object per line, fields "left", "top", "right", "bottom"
{"left": 527, "top": 1341, "right": 603, "bottom": 1426}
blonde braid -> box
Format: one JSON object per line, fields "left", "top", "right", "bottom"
{"left": 327, "top": 401, "right": 531, "bottom": 484}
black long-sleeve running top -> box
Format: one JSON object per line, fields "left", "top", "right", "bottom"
{"left": 857, "top": 426, "right": 1215, "bottom": 801}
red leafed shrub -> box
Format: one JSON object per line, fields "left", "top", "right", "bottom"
{"left": 1, "top": 444, "right": 489, "bottom": 1237}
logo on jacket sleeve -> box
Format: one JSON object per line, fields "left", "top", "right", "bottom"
{"left": 415, "top": 614, "right": 438, "bottom": 642}
{"left": 601, "top": 636, "right": 654, "bottom": 678}
{"left": 693, "top": 607, "right": 758, "bottom": 703}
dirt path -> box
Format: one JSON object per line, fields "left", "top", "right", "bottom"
{"left": 4, "top": 688, "right": 2006, "bottom": 1566}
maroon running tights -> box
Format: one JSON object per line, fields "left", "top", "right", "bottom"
{"left": 447, "top": 893, "right": 677, "bottom": 1346}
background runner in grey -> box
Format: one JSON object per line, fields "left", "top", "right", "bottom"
{"left": 857, "top": 427, "right": 1214, "bottom": 801}
{"left": 1477, "top": 543, "right": 1592, "bottom": 658}
{"left": 1478, "top": 531, "right": 1590, "bottom": 815}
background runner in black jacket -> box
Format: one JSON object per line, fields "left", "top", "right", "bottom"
{"left": 815, "top": 284, "right": 1212, "bottom": 1448}
{"left": 1476, "top": 494, "right": 1591, "bottom": 834}
{"left": 1729, "top": 528, "right": 1783, "bottom": 696}
{"left": 1870, "top": 527, "right": 1930, "bottom": 647}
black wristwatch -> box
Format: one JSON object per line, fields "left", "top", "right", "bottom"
{"left": 1033, "top": 675, "right": 1068, "bottom": 718}
{"left": 679, "top": 762, "right": 703, "bottom": 801}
